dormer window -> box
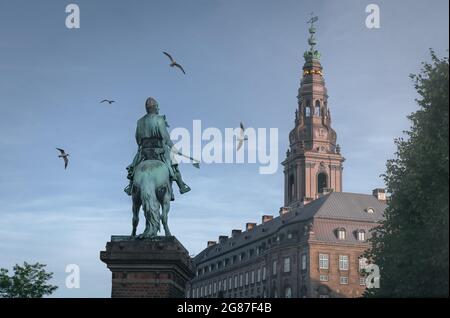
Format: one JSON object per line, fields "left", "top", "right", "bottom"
{"left": 357, "top": 230, "right": 366, "bottom": 241}
{"left": 337, "top": 228, "right": 346, "bottom": 240}
{"left": 366, "top": 207, "right": 375, "bottom": 214}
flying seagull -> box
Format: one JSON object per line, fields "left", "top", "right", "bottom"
{"left": 56, "top": 148, "right": 69, "bottom": 169}
{"left": 163, "top": 51, "right": 186, "bottom": 75}
{"left": 237, "top": 122, "right": 248, "bottom": 151}
{"left": 100, "top": 99, "right": 115, "bottom": 104}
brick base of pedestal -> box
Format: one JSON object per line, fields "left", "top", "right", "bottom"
{"left": 100, "top": 235, "right": 194, "bottom": 298}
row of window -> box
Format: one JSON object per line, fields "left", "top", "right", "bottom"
{"left": 336, "top": 228, "right": 366, "bottom": 241}
{"left": 188, "top": 285, "right": 296, "bottom": 299}
{"left": 191, "top": 254, "right": 368, "bottom": 298}
{"left": 304, "top": 106, "right": 322, "bottom": 117}
{"left": 191, "top": 266, "right": 267, "bottom": 298}
{"left": 192, "top": 255, "right": 305, "bottom": 298}
{"left": 302, "top": 100, "right": 325, "bottom": 117}
{"left": 198, "top": 251, "right": 366, "bottom": 278}
{"left": 197, "top": 233, "right": 296, "bottom": 277}
{"left": 318, "top": 274, "right": 366, "bottom": 286}
{"left": 319, "top": 254, "right": 367, "bottom": 271}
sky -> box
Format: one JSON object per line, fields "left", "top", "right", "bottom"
{"left": 0, "top": 0, "right": 448, "bottom": 297}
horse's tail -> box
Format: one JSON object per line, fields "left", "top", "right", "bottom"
{"left": 141, "top": 186, "right": 161, "bottom": 234}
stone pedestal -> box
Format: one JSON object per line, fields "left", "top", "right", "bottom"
{"left": 100, "top": 235, "right": 194, "bottom": 298}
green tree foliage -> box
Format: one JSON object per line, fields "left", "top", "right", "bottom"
{"left": 365, "top": 51, "right": 449, "bottom": 297}
{"left": 0, "top": 262, "right": 58, "bottom": 298}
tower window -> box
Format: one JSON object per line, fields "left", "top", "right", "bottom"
{"left": 315, "top": 100, "right": 321, "bottom": 116}
{"left": 305, "top": 106, "right": 311, "bottom": 117}
{"left": 305, "top": 100, "right": 311, "bottom": 117}
{"left": 317, "top": 172, "right": 328, "bottom": 194}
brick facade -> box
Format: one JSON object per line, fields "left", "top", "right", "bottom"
{"left": 100, "top": 236, "right": 194, "bottom": 298}
{"left": 187, "top": 195, "right": 385, "bottom": 298}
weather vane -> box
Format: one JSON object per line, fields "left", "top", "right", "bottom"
{"left": 307, "top": 12, "right": 318, "bottom": 26}
{"left": 307, "top": 12, "right": 319, "bottom": 52}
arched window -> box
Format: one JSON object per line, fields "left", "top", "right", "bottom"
{"left": 338, "top": 228, "right": 346, "bottom": 240}
{"left": 317, "top": 172, "right": 327, "bottom": 194}
{"left": 305, "top": 100, "right": 311, "bottom": 117}
{"left": 358, "top": 230, "right": 366, "bottom": 241}
{"left": 305, "top": 106, "right": 311, "bottom": 117}
{"left": 315, "top": 100, "right": 321, "bottom": 116}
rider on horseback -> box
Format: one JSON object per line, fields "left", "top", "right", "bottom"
{"left": 124, "top": 97, "right": 191, "bottom": 199}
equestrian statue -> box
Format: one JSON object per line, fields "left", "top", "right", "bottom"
{"left": 124, "top": 97, "right": 191, "bottom": 239}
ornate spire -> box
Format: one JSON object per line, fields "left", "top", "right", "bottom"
{"left": 303, "top": 13, "right": 321, "bottom": 61}
{"left": 282, "top": 13, "right": 344, "bottom": 206}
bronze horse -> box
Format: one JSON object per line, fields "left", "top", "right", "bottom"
{"left": 131, "top": 160, "right": 172, "bottom": 239}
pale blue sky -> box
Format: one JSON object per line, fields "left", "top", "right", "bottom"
{"left": 0, "top": 0, "right": 448, "bottom": 297}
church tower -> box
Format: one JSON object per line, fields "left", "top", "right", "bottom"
{"left": 282, "top": 16, "right": 344, "bottom": 208}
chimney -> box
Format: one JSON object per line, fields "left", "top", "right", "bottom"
{"left": 372, "top": 188, "right": 386, "bottom": 201}
{"left": 262, "top": 215, "right": 273, "bottom": 223}
{"left": 231, "top": 229, "right": 242, "bottom": 237}
{"left": 246, "top": 222, "right": 257, "bottom": 231}
{"left": 279, "top": 207, "right": 290, "bottom": 216}
{"left": 207, "top": 240, "right": 217, "bottom": 247}
{"left": 218, "top": 235, "right": 228, "bottom": 243}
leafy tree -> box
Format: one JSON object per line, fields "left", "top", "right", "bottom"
{"left": 0, "top": 262, "right": 58, "bottom": 298}
{"left": 364, "top": 51, "right": 449, "bottom": 297}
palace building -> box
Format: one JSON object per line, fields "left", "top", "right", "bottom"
{"left": 186, "top": 19, "right": 386, "bottom": 298}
